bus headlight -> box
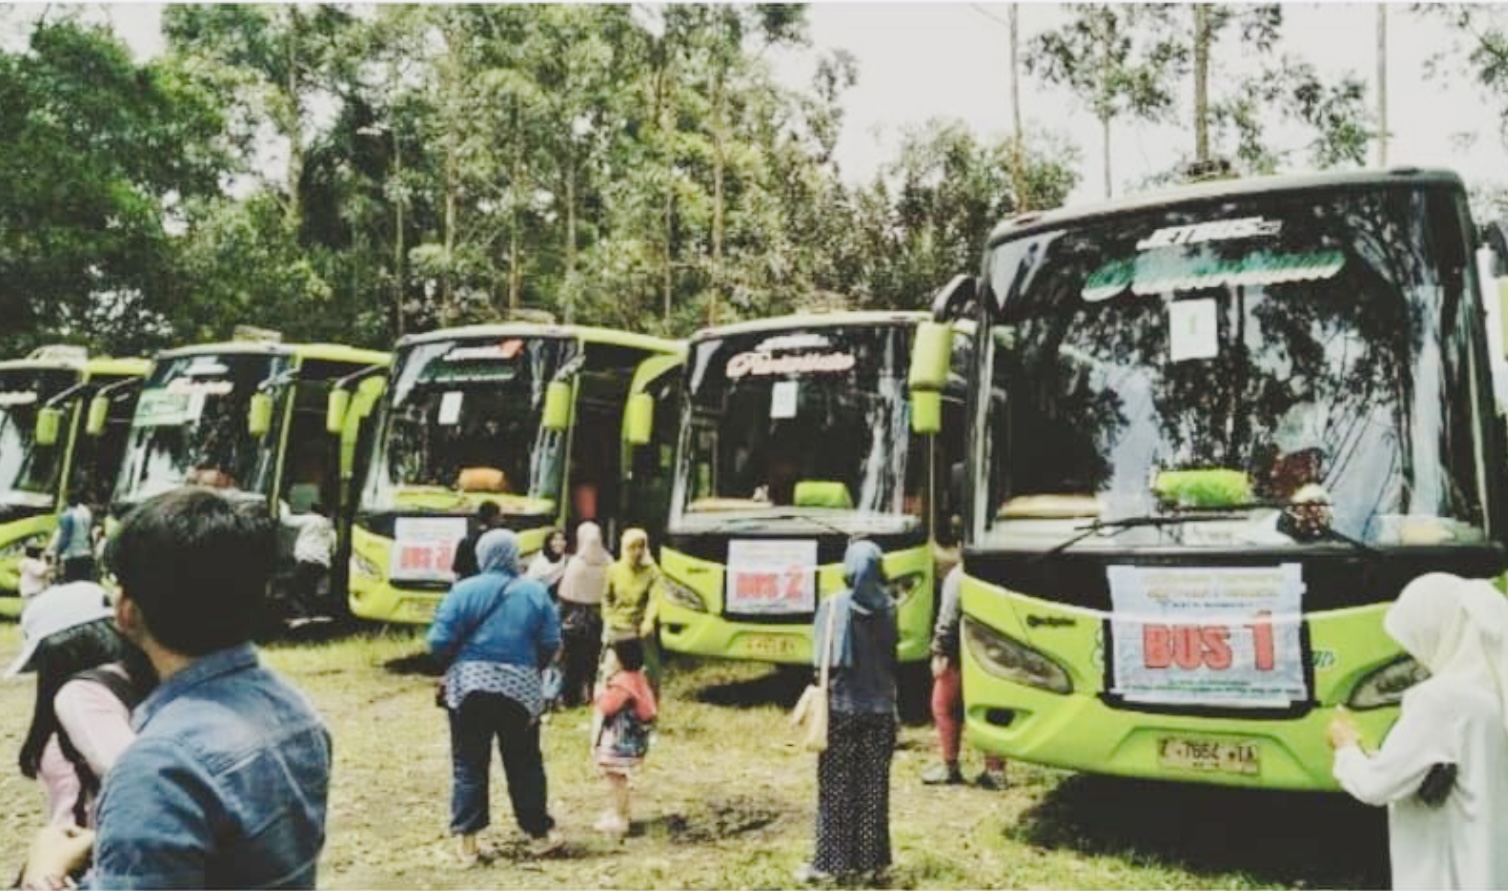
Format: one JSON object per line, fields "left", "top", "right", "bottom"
{"left": 0, "top": 532, "right": 51, "bottom": 559}
{"left": 350, "top": 551, "right": 382, "bottom": 581}
{"left": 963, "top": 617, "right": 1073, "bottom": 694}
{"left": 1347, "top": 655, "right": 1428, "bottom": 710}
{"left": 884, "top": 571, "right": 926, "bottom": 606}
{"left": 663, "top": 576, "right": 707, "bottom": 613}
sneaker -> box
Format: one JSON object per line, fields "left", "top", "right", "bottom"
{"left": 455, "top": 834, "right": 480, "bottom": 867}
{"left": 528, "top": 829, "right": 565, "bottom": 856}
{"left": 975, "top": 770, "right": 1008, "bottom": 791}
{"left": 921, "top": 763, "right": 964, "bottom": 785}
{"left": 793, "top": 863, "right": 832, "bottom": 884}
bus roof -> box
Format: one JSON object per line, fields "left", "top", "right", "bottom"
{"left": 398, "top": 323, "right": 681, "bottom": 357}
{"left": 987, "top": 167, "right": 1467, "bottom": 247}
{"left": 0, "top": 355, "right": 150, "bottom": 377}
{"left": 154, "top": 341, "right": 390, "bottom": 366}
{"left": 689, "top": 310, "right": 930, "bottom": 344}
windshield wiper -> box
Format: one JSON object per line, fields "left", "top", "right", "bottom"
{"left": 1030, "top": 512, "right": 1251, "bottom": 562}
{"left": 1029, "top": 507, "right": 1382, "bottom": 560}
{"left": 719, "top": 511, "right": 862, "bottom": 540}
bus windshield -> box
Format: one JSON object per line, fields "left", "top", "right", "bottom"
{"left": 113, "top": 353, "right": 285, "bottom": 506}
{"left": 675, "top": 325, "right": 921, "bottom": 533}
{"left": 360, "top": 336, "right": 570, "bottom": 515}
{"left": 0, "top": 368, "right": 76, "bottom": 509}
{"left": 976, "top": 184, "right": 1496, "bottom": 552}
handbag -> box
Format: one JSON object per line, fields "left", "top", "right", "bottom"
{"left": 790, "top": 595, "right": 841, "bottom": 753}
{"left": 433, "top": 577, "right": 517, "bottom": 709}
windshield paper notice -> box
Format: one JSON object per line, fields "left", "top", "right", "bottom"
{"left": 726, "top": 539, "right": 818, "bottom": 615}
{"left": 390, "top": 516, "right": 468, "bottom": 584}
{"left": 1108, "top": 564, "right": 1307, "bottom": 707}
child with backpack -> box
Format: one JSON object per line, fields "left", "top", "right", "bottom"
{"left": 592, "top": 637, "right": 657, "bottom": 838}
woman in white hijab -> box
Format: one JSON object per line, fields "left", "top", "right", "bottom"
{"left": 1328, "top": 572, "right": 1508, "bottom": 890}
{"left": 556, "top": 522, "right": 613, "bottom": 707}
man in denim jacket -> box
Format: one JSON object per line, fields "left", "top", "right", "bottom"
{"left": 22, "top": 487, "right": 332, "bottom": 890}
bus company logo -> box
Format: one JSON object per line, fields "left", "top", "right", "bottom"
{"left": 446, "top": 339, "right": 524, "bottom": 362}
{"left": 0, "top": 391, "right": 38, "bottom": 407}
{"left": 1135, "top": 216, "right": 1283, "bottom": 251}
{"left": 165, "top": 379, "right": 234, "bottom": 396}
{"left": 725, "top": 351, "right": 856, "bottom": 379}
{"left": 1311, "top": 649, "right": 1336, "bottom": 670}
{"left": 1025, "top": 614, "right": 1077, "bottom": 629}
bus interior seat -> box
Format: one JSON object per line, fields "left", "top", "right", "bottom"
{"left": 793, "top": 480, "right": 854, "bottom": 509}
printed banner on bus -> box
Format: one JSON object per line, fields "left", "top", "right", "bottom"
{"left": 725, "top": 539, "right": 818, "bottom": 615}
{"left": 390, "top": 517, "right": 468, "bottom": 584}
{"left": 1107, "top": 564, "right": 1307, "bottom": 708}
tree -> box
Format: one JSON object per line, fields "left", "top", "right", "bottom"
{"left": 0, "top": 19, "right": 225, "bottom": 356}
{"left": 1027, "top": 4, "right": 1185, "bottom": 198}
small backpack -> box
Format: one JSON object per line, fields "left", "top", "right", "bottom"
{"left": 602, "top": 707, "right": 651, "bottom": 759}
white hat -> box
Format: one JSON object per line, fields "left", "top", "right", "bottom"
{"left": 6, "top": 582, "right": 116, "bottom": 678}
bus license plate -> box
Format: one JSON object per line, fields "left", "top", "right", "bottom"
{"left": 1157, "top": 736, "right": 1260, "bottom": 776}
{"left": 741, "top": 634, "right": 798, "bottom": 659}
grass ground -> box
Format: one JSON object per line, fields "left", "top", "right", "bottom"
{"left": 0, "top": 622, "right": 1390, "bottom": 889}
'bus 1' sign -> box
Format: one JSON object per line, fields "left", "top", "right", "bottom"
{"left": 1108, "top": 564, "right": 1307, "bottom": 708}
{"left": 726, "top": 539, "right": 818, "bottom": 615}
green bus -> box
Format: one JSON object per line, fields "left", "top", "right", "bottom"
{"left": 919, "top": 168, "right": 1508, "bottom": 790}
{"left": 0, "top": 347, "right": 149, "bottom": 614}
{"left": 107, "top": 332, "right": 390, "bottom": 619}
{"left": 337, "top": 323, "right": 684, "bottom": 625}
{"left": 656, "top": 311, "right": 969, "bottom": 666}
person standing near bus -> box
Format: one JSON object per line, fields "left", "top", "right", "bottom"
{"left": 602, "top": 528, "right": 664, "bottom": 696}
{"left": 50, "top": 499, "right": 95, "bottom": 584}
{"left": 923, "top": 564, "right": 1007, "bottom": 788}
{"left": 1328, "top": 572, "right": 1508, "bottom": 890}
{"left": 451, "top": 502, "right": 501, "bottom": 581}
{"left": 557, "top": 521, "right": 612, "bottom": 707}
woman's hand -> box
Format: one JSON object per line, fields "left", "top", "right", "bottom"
{"left": 20, "top": 824, "right": 94, "bottom": 889}
{"left": 930, "top": 654, "right": 950, "bottom": 677}
{"left": 1327, "top": 707, "right": 1362, "bottom": 751}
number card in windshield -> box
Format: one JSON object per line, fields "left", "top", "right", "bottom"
{"left": 726, "top": 539, "right": 818, "bottom": 615}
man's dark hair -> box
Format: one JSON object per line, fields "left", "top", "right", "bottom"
{"left": 111, "top": 487, "right": 277, "bottom": 656}
{"left": 478, "top": 501, "right": 501, "bottom": 525}
{"left": 612, "top": 637, "right": 645, "bottom": 672}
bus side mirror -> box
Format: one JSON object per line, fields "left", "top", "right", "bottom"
{"left": 625, "top": 393, "right": 654, "bottom": 446}
{"left": 34, "top": 408, "right": 62, "bottom": 446}
{"left": 910, "top": 390, "right": 941, "bottom": 436}
{"left": 326, "top": 389, "right": 351, "bottom": 435}
{"left": 909, "top": 321, "right": 952, "bottom": 392}
{"left": 86, "top": 396, "right": 109, "bottom": 436}
{"left": 1498, "top": 277, "right": 1508, "bottom": 358}
{"left": 542, "top": 381, "right": 572, "bottom": 431}
{"left": 248, "top": 393, "right": 273, "bottom": 437}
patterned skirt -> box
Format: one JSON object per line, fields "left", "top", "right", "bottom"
{"left": 814, "top": 712, "right": 895, "bottom": 876}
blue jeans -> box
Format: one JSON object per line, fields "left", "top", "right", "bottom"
{"left": 447, "top": 692, "right": 553, "bottom": 837}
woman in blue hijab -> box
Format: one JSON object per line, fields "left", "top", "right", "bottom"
{"left": 429, "top": 529, "right": 564, "bottom": 864}
{"left": 798, "top": 539, "right": 898, "bottom": 883}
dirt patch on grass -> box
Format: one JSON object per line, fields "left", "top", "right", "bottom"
{"left": 0, "top": 623, "right": 1387, "bottom": 889}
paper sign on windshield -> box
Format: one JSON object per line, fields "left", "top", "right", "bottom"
{"left": 1108, "top": 564, "right": 1307, "bottom": 707}
{"left": 438, "top": 391, "right": 464, "bottom": 426}
{"left": 769, "top": 381, "right": 798, "bottom": 419}
{"left": 391, "top": 516, "right": 468, "bottom": 584}
{"left": 1169, "top": 299, "right": 1219, "bottom": 362}
{"left": 726, "top": 539, "right": 818, "bottom": 615}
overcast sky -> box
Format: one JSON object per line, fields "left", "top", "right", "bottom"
{"left": 14, "top": 2, "right": 1508, "bottom": 208}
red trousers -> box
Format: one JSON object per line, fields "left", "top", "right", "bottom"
{"left": 931, "top": 665, "right": 1004, "bottom": 770}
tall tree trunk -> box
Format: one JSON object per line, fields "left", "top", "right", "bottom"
{"left": 1101, "top": 114, "right": 1112, "bottom": 199}
{"left": 392, "top": 124, "right": 405, "bottom": 338}
{"left": 1377, "top": 3, "right": 1388, "bottom": 166}
{"left": 284, "top": 7, "right": 304, "bottom": 229}
{"left": 711, "top": 66, "right": 726, "bottom": 326}
{"left": 564, "top": 146, "right": 577, "bottom": 322}
{"left": 1010, "top": 3, "right": 1028, "bottom": 211}
{"left": 1193, "top": 3, "right": 1210, "bottom": 164}
{"left": 442, "top": 118, "right": 457, "bottom": 325}
{"left": 509, "top": 112, "right": 524, "bottom": 312}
